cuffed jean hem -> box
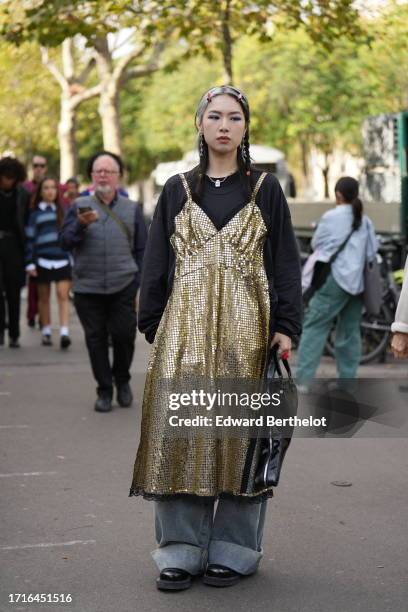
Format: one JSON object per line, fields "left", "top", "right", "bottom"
{"left": 208, "top": 540, "right": 263, "bottom": 575}
{"left": 151, "top": 543, "right": 207, "bottom": 575}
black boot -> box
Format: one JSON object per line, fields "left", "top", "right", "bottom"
{"left": 156, "top": 568, "right": 192, "bottom": 591}
{"left": 203, "top": 564, "right": 242, "bottom": 587}
{"left": 116, "top": 382, "right": 133, "bottom": 407}
{"left": 94, "top": 391, "right": 113, "bottom": 412}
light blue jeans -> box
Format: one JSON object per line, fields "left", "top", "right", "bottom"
{"left": 152, "top": 495, "right": 268, "bottom": 575}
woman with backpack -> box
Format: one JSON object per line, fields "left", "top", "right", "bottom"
{"left": 296, "top": 176, "right": 378, "bottom": 390}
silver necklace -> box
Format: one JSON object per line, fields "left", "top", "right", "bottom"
{"left": 207, "top": 171, "right": 235, "bottom": 188}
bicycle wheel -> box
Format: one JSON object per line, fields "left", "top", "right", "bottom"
{"left": 325, "top": 303, "right": 393, "bottom": 365}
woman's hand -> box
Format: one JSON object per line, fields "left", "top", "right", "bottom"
{"left": 271, "top": 332, "right": 292, "bottom": 360}
{"left": 391, "top": 332, "right": 408, "bottom": 359}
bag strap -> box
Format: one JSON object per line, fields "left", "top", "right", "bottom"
{"left": 329, "top": 227, "right": 355, "bottom": 264}
{"left": 265, "top": 345, "right": 292, "bottom": 380}
{"left": 92, "top": 196, "right": 132, "bottom": 247}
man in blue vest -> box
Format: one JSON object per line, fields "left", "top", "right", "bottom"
{"left": 60, "top": 151, "right": 147, "bottom": 412}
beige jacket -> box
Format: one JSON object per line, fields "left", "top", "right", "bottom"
{"left": 391, "top": 256, "right": 408, "bottom": 334}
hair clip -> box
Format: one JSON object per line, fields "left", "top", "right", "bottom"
{"left": 206, "top": 92, "right": 213, "bottom": 102}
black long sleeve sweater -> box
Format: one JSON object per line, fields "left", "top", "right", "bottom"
{"left": 138, "top": 168, "right": 302, "bottom": 344}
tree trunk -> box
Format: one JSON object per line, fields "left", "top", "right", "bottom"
{"left": 98, "top": 85, "right": 122, "bottom": 155}
{"left": 41, "top": 40, "right": 100, "bottom": 181}
{"left": 221, "top": 0, "right": 233, "bottom": 84}
{"left": 94, "top": 37, "right": 122, "bottom": 156}
{"left": 300, "top": 140, "right": 309, "bottom": 180}
{"left": 322, "top": 152, "right": 330, "bottom": 199}
{"left": 58, "top": 94, "right": 77, "bottom": 181}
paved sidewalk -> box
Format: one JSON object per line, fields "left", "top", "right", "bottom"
{"left": 0, "top": 298, "right": 407, "bottom": 612}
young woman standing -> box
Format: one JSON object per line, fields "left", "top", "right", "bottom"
{"left": 296, "top": 177, "right": 378, "bottom": 388}
{"left": 129, "top": 86, "right": 302, "bottom": 590}
{"left": 26, "top": 178, "right": 72, "bottom": 348}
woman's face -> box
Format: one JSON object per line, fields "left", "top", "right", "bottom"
{"left": 0, "top": 175, "right": 16, "bottom": 190}
{"left": 41, "top": 179, "right": 58, "bottom": 203}
{"left": 200, "top": 94, "right": 246, "bottom": 157}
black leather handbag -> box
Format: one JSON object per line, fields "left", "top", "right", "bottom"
{"left": 254, "top": 347, "right": 297, "bottom": 489}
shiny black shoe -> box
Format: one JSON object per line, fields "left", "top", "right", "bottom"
{"left": 203, "top": 564, "right": 242, "bottom": 587}
{"left": 60, "top": 335, "right": 71, "bottom": 349}
{"left": 116, "top": 382, "right": 133, "bottom": 407}
{"left": 9, "top": 337, "right": 20, "bottom": 348}
{"left": 156, "top": 568, "right": 192, "bottom": 591}
{"left": 94, "top": 393, "right": 113, "bottom": 413}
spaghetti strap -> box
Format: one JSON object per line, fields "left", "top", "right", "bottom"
{"left": 179, "top": 173, "right": 192, "bottom": 201}
{"left": 251, "top": 172, "right": 267, "bottom": 203}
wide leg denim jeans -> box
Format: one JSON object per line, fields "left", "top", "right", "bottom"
{"left": 152, "top": 495, "right": 268, "bottom": 575}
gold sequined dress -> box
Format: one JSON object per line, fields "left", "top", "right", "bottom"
{"left": 129, "top": 171, "right": 275, "bottom": 501}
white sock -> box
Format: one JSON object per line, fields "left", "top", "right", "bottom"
{"left": 60, "top": 326, "right": 69, "bottom": 337}
{"left": 42, "top": 326, "right": 51, "bottom": 336}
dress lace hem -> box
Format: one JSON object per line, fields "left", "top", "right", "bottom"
{"left": 128, "top": 486, "right": 274, "bottom": 504}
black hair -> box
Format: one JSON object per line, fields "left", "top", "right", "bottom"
{"left": 0, "top": 156, "right": 27, "bottom": 184}
{"left": 334, "top": 176, "right": 363, "bottom": 230}
{"left": 86, "top": 150, "right": 124, "bottom": 179}
{"left": 191, "top": 85, "right": 253, "bottom": 204}
{"left": 66, "top": 177, "right": 79, "bottom": 185}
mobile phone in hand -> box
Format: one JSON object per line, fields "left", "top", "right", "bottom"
{"left": 77, "top": 206, "right": 93, "bottom": 214}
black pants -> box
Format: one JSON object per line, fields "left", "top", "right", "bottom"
{"left": 74, "top": 280, "right": 138, "bottom": 395}
{"left": 0, "top": 237, "right": 24, "bottom": 340}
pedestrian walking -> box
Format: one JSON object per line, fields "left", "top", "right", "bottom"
{"left": 296, "top": 176, "right": 378, "bottom": 389}
{"left": 23, "top": 154, "right": 49, "bottom": 329}
{"left": 129, "top": 85, "right": 302, "bottom": 590}
{"left": 0, "top": 156, "right": 29, "bottom": 348}
{"left": 391, "top": 255, "right": 408, "bottom": 359}
{"left": 60, "top": 151, "right": 147, "bottom": 412}
{"left": 60, "top": 177, "right": 80, "bottom": 210}
{"left": 25, "top": 177, "right": 72, "bottom": 349}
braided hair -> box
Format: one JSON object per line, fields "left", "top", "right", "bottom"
{"left": 191, "top": 85, "right": 253, "bottom": 203}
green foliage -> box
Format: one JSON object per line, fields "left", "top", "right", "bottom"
{"left": 1, "top": 1, "right": 407, "bottom": 183}
{"left": 0, "top": 41, "right": 60, "bottom": 169}
{"left": 132, "top": 53, "right": 220, "bottom": 160}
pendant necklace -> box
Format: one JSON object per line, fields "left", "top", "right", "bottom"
{"left": 207, "top": 171, "right": 235, "bottom": 188}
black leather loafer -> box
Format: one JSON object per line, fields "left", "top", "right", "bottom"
{"left": 94, "top": 394, "right": 113, "bottom": 412}
{"left": 116, "top": 383, "right": 133, "bottom": 407}
{"left": 156, "top": 568, "right": 192, "bottom": 591}
{"left": 203, "top": 564, "right": 242, "bottom": 587}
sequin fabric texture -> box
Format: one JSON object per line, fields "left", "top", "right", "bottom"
{"left": 129, "top": 172, "right": 274, "bottom": 500}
